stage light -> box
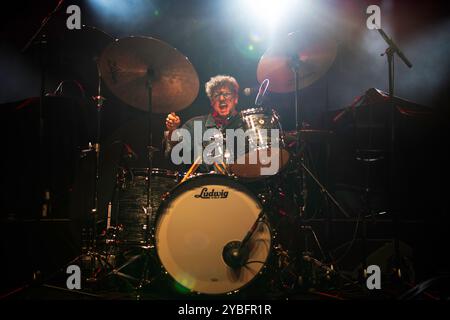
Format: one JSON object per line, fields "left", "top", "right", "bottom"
{"left": 226, "top": 0, "right": 317, "bottom": 59}
{"left": 242, "top": 0, "right": 296, "bottom": 31}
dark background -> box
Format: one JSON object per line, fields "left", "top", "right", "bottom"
{"left": 0, "top": 0, "right": 449, "bottom": 296}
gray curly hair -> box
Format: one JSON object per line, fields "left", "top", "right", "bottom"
{"left": 205, "top": 75, "right": 239, "bottom": 100}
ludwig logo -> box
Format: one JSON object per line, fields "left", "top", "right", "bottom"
{"left": 194, "top": 187, "right": 229, "bottom": 199}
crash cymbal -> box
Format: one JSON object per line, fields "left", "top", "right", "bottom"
{"left": 257, "top": 31, "right": 337, "bottom": 93}
{"left": 99, "top": 36, "right": 199, "bottom": 113}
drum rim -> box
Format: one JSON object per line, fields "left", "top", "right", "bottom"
{"left": 240, "top": 106, "right": 266, "bottom": 115}
{"left": 125, "top": 167, "right": 181, "bottom": 178}
{"left": 152, "top": 173, "right": 275, "bottom": 296}
{"left": 156, "top": 173, "right": 261, "bottom": 212}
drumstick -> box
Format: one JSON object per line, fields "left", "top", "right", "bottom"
{"left": 214, "top": 162, "right": 225, "bottom": 175}
{"left": 180, "top": 154, "right": 202, "bottom": 183}
{"left": 215, "top": 161, "right": 230, "bottom": 175}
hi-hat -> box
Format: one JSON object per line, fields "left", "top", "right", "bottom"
{"left": 99, "top": 36, "right": 199, "bottom": 113}
{"left": 257, "top": 31, "right": 337, "bottom": 93}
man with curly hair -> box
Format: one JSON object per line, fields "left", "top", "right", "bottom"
{"left": 164, "top": 75, "right": 240, "bottom": 173}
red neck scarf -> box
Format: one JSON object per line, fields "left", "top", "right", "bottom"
{"left": 212, "top": 110, "right": 237, "bottom": 128}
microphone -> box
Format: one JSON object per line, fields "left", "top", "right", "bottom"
{"left": 242, "top": 86, "right": 259, "bottom": 96}
{"left": 242, "top": 79, "right": 269, "bottom": 97}
{"left": 222, "top": 241, "right": 250, "bottom": 269}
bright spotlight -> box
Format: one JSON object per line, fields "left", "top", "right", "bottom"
{"left": 242, "top": 0, "right": 297, "bottom": 31}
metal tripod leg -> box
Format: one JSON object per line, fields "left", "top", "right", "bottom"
{"left": 300, "top": 161, "right": 350, "bottom": 219}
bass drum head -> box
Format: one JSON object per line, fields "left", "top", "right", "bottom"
{"left": 155, "top": 175, "right": 271, "bottom": 295}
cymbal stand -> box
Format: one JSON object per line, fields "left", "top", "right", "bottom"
{"left": 98, "top": 70, "right": 160, "bottom": 297}
{"left": 22, "top": 0, "right": 65, "bottom": 220}
{"left": 289, "top": 54, "right": 351, "bottom": 220}
{"left": 76, "top": 60, "right": 108, "bottom": 284}
{"left": 288, "top": 55, "right": 351, "bottom": 289}
{"left": 92, "top": 62, "right": 106, "bottom": 247}
{"left": 134, "top": 68, "right": 158, "bottom": 295}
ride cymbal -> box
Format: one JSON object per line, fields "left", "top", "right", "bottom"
{"left": 99, "top": 36, "right": 199, "bottom": 113}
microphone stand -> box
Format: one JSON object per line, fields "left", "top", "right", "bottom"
{"left": 222, "top": 208, "right": 266, "bottom": 269}
{"left": 377, "top": 27, "right": 412, "bottom": 281}
{"left": 222, "top": 80, "right": 272, "bottom": 269}
{"left": 22, "top": 0, "right": 65, "bottom": 219}
{"left": 22, "top": 0, "right": 65, "bottom": 53}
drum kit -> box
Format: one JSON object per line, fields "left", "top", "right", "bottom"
{"left": 66, "top": 26, "right": 348, "bottom": 298}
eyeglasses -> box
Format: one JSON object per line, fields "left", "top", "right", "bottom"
{"left": 212, "top": 92, "right": 234, "bottom": 100}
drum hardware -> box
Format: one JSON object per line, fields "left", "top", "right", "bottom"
{"left": 21, "top": 1, "right": 66, "bottom": 220}
{"left": 90, "top": 60, "right": 106, "bottom": 248}
{"left": 299, "top": 160, "right": 350, "bottom": 219}
{"left": 66, "top": 39, "right": 114, "bottom": 284}
{"left": 72, "top": 52, "right": 116, "bottom": 287}
{"left": 88, "top": 166, "right": 181, "bottom": 292}
{"left": 279, "top": 141, "right": 352, "bottom": 293}
{"left": 256, "top": 30, "right": 354, "bottom": 291}
{"left": 98, "top": 36, "right": 200, "bottom": 292}
{"left": 256, "top": 29, "right": 338, "bottom": 213}
{"left": 355, "top": 152, "right": 388, "bottom": 277}
{"left": 29, "top": 25, "right": 118, "bottom": 286}
{"left": 222, "top": 207, "right": 266, "bottom": 269}
{"left": 377, "top": 28, "right": 413, "bottom": 281}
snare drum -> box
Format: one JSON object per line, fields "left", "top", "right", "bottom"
{"left": 228, "top": 107, "right": 290, "bottom": 179}
{"left": 154, "top": 174, "right": 272, "bottom": 295}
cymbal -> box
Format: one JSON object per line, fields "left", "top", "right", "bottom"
{"left": 99, "top": 36, "right": 199, "bottom": 113}
{"left": 257, "top": 31, "right": 337, "bottom": 93}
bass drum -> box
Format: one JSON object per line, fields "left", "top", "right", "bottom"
{"left": 154, "top": 174, "right": 272, "bottom": 295}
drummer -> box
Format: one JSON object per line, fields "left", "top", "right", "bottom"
{"left": 164, "top": 75, "right": 240, "bottom": 173}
